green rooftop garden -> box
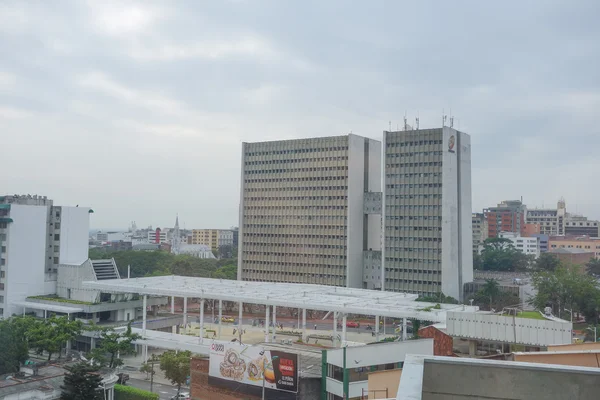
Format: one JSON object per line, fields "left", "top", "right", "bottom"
{"left": 27, "top": 295, "right": 96, "bottom": 306}
{"left": 502, "top": 311, "right": 547, "bottom": 320}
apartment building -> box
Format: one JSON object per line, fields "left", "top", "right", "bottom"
{"left": 499, "top": 231, "right": 540, "bottom": 258}
{"left": 148, "top": 227, "right": 170, "bottom": 244}
{"left": 564, "top": 215, "right": 599, "bottom": 237}
{"left": 238, "top": 134, "right": 381, "bottom": 288}
{"left": 526, "top": 199, "right": 567, "bottom": 236}
{"left": 188, "top": 229, "right": 234, "bottom": 249}
{"left": 472, "top": 213, "right": 488, "bottom": 254}
{"left": 383, "top": 127, "right": 473, "bottom": 300}
{"left": 484, "top": 200, "right": 526, "bottom": 238}
{"left": 0, "top": 194, "right": 91, "bottom": 318}
{"left": 549, "top": 236, "right": 600, "bottom": 258}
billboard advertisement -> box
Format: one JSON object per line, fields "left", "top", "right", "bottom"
{"left": 209, "top": 342, "right": 298, "bottom": 393}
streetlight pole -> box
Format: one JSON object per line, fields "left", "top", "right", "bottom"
{"left": 261, "top": 356, "right": 279, "bottom": 400}
{"left": 565, "top": 308, "right": 573, "bottom": 323}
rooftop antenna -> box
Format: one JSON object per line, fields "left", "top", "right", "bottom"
{"left": 403, "top": 112, "right": 408, "bottom": 131}
{"left": 388, "top": 121, "right": 391, "bottom": 132}
{"left": 450, "top": 116, "right": 454, "bottom": 128}
{"left": 442, "top": 109, "right": 447, "bottom": 127}
{"left": 416, "top": 112, "right": 420, "bottom": 130}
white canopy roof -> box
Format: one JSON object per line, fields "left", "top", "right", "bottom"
{"left": 13, "top": 301, "right": 84, "bottom": 314}
{"left": 82, "top": 276, "right": 477, "bottom": 322}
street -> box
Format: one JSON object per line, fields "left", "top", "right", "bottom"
{"left": 128, "top": 378, "right": 188, "bottom": 400}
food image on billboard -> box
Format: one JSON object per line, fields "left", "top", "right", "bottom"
{"left": 209, "top": 343, "right": 298, "bottom": 393}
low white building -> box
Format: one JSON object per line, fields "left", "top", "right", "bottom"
{"left": 172, "top": 244, "right": 216, "bottom": 259}
{"left": 0, "top": 195, "right": 92, "bottom": 318}
{"left": 499, "top": 231, "right": 540, "bottom": 258}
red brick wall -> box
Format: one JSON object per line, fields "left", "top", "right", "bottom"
{"left": 418, "top": 326, "right": 454, "bottom": 356}
{"left": 190, "top": 357, "right": 259, "bottom": 400}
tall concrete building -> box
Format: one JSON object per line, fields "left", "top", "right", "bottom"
{"left": 484, "top": 200, "right": 527, "bottom": 238}
{"left": 472, "top": 212, "right": 488, "bottom": 254}
{"left": 238, "top": 134, "right": 381, "bottom": 288}
{"left": 383, "top": 127, "right": 472, "bottom": 300}
{"left": 0, "top": 194, "right": 92, "bottom": 317}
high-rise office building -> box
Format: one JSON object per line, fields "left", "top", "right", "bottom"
{"left": 0, "top": 194, "right": 91, "bottom": 317}
{"left": 484, "top": 200, "right": 527, "bottom": 238}
{"left": 238, "top": 134, "right": 381, "bottom": 288}
{"left": 383, "top": 127, "right": 473, "bottom": 300}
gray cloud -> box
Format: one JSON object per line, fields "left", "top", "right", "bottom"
{"left": 1, "top": 0, "right": 599, "bottom": 229}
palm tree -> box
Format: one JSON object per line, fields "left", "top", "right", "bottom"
{"left": 481, "top": 279, "right": 501, "bottom": 310}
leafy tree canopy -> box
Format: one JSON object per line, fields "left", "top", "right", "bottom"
{"left": 60, "top": 362, "right": 103, "bottom": 400}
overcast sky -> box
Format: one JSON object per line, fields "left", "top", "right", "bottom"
{"left": 1, "top": 1, "right": 599, "bottom": 230}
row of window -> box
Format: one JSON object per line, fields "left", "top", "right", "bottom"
{"left": 386, "top": 151, "right": 444, "bottom": 157}
{"left": 245, "top": 243, "right": 346, "bottom": 249}
{"left": 386, "top": 237, "right": 442, "bottom": 242}
{"left": 385, "top": 258, "right": 442, "bottom": 264}
{"left": 386, "top": 140, "right": 443, "bottom": 147}
{"left": 244, "top": 224, "right": 347, "bottom": 229}
{"left": 386, "top": 172, "right": 442, "bottom": 178}
{"left": 245, "top": 165, "right": 347, "bottom": 172}
{"left": 386, "top": 162, "right": 443, "bottom": 168}
{"left": 244, "top": 251, "right": 345, "bottom": 258}
{"left": 386, "top": 183, "right": 442, "bottom": 189}
{"left": 245, "top": 204, "right": 348, "bottom": 211}
{"left": 384, "top": 194, "right": 443, "bottom": 200}
{"left": 245, "top": 187, "right": 348, "bottom": 196}
{"left": 242, "top": 261, "right": 346, "bottom": 268}
{"left": 244, "top": 233, "right": 346, "bottom": 239}
{"left": 246, "top": 146, "right": 348, "bottom": 157}
{"left": 247, "top": 156, "right": 349, "bottom": 163}
{"left": 386, "top": 216, "right": 442, "bottom": 221}
{"left": 244, "top": 215, "right": 347, "bottom": 221}
{"left": 245, "top": 176, "right": 347, "bottom": 182}
{"left": 386, "top": 248, "right": 442, "bottom": 253}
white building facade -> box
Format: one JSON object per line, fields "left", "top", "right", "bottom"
{"left": 238, "top": 134, "right": 381, "bottom": 288}
{"left": 0, "top": 195, "right": 91, "bottom": 318}
{"left": 499, "top": 231, "right": 540, "bottom": 258}
{"left": 383, "top": 127, "right": 473, "bottom": 300}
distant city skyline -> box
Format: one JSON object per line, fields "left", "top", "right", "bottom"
{"left": 1, "top": 1, "right": 598, "bottom": 229}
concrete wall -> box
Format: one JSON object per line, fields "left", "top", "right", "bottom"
{"left": 58, "top": 206, "right": 90, "bottom": 265}
{"left": 511, "top": 351, "right": 600, "bottom": 368}
{"left": 367, "top": 369, "right": 402, "bottom": 399}
{"left": 347, "top": 134, "right": 368, "bottom": 288}
{"left": 420, "top": 358, "right": 600, "bottom": 400}
{"left": 5, "top": 205, "right": 56, "bottom": 317}
{"left": 548, "top": 343, "right": 600, "bottom": 352}
{"left": 327, "top": 339, "right": 433, "bottom": 368}
{"left": 446, "top": 311, "right": 572, "bottom": 346}
{"left": 441, "top": 128, "right": 472, "bottom": 300}
{"left": 57, "top": 260, "right": 99, "bottom": 303}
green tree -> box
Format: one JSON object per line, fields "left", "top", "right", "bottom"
{"left": 0, "top": 319, "right": 30, "bottom": 374}
{"left": 415, "top": 293, "right": 459, "bottom": 304}
{"left": 586, "top": 258, "right": 600, "bottom": 276}
{"left": 29, "top": 315, "right": 83, "bottom": 361}
{"left": 480, "top": 238, "right": 532, "bottom": 272}
{"left": 89, "top": 322, "right": 142, "bottom": 368}
{"left": 480, "top": 279, "right": 501, "bottom": 309}
{"left": 533, "top": 252, "right": 561, "bottom": 272}
{"left": 530, "top": 265, "right": 598, "bottom": 320}
{"left": 213, "top": 264, "right": 237, "bottom": 280}
{"left": 60, "top": 362, "right": 103, "bottom": 400}
{"left": 473, "top": 252, "right": 483, "bottom": 270}
{"left": 159, "top": 350, "right": 191, "bottom": 397}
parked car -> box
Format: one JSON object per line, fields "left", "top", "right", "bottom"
{"left": 171, "top": 393, "right": 190, "bottom": 400}
{"left": 221, "top": 316, "right": 235, "bottom": 323}
{"left": 346, "top": 321, "right": 360, "bottom": 328}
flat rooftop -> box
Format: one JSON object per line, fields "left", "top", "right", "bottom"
{"left": 82, "top": 276, "right": 478, "bottom": 322}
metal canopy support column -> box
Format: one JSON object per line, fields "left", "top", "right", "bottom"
{"left": 302, "top": 308, "right": 306, "bottom": 342}
{"left": 342, "top": 314, "right": 347, "bottom": 344}
{"left": 402, "top": 317, "right": 407, "bottom": 341}
{"left": 199, "top": 299, "right": 205, "bottom": 343}
{"left": 265, "top": 305, "right": 270, "bottom": 343}
{"left": 375, "top": 315, "right": 380, "bottom": 342}
{"left": 218, "top": 300, "right": 223, "bottom": 339}
{"left": 183, "top": 297, "right": 188, "bottom": 328}
{"left": 238, "top": 301, "right": 243, "bottom": 344}
{"left": 333, "top": 312, "right": 338, "bottom": 347}
{"left": 272, "top": 305, "right": 277, "bottom": 342}
{"left": 171, "top": 296, "right": 175, "bottom": 314}
{"left": 142, "top": 294, "right": 148, "bottom": 362}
